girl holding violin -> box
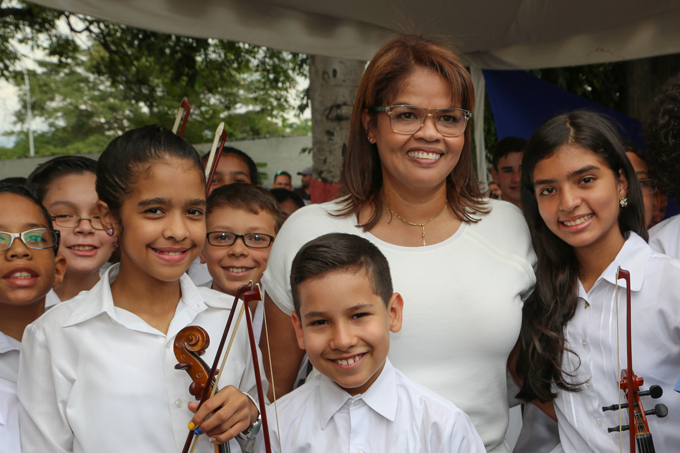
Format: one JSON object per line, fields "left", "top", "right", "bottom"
{"left": 261, "top": 35, "right": 536, "bottom": 452}
{"left": 18, "top": 125, "right": 264, "bottom": 452}
{"left": 515, "top": 111, "right": 680, "bottom": 452}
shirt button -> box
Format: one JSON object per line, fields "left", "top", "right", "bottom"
{"left": 582, "top": 339, "right": 588, "bottom": 347}
{"left": 357, "top": 451, "right": 364, "bottom": 453}
{"left": 596, "top": 418, "right": 603, "bottom": 427}
{"left": 352, "top": 400, "right": 361, "bottom": 406}
{"left": 166, "top": 342, "right": 171, "bottom": 349}
{"left": 585, "top": 381, "right": 592, "bottom": 389}
{"left": 175, "top": 399, "right": 184, "bottom": 408}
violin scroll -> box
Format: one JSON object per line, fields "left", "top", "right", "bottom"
{"left": 174, "top": 326, "right": 214, "bottom": 399}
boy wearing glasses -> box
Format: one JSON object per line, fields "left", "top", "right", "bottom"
{"left": 0, "top": 184, "right": 65, "bottom": 453}
{"left": 200, "top": 184, "right": 282, "bottom": 307}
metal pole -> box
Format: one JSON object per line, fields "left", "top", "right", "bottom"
{"left": 23, "top": 69, "right": 34, "bottom": 157}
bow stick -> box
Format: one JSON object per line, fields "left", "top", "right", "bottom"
{"left": 204, "top": 123, "right": 228, "bottom": 196}
{"left": 602, "top": 267, "right": 668, "bottom": 452}
{"left": 172, "top": 97, "right": 192, "bottom": 136}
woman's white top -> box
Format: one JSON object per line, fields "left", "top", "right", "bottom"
{"left": 554, "top": 233, "right": 680, "bottom": 453}
{"left": 261, "top": 198, "right": 536, "bottom": 453}
{"left": 18, "top": 264, "right": 265, "bottom": 453}
{"left": 649, "top": 214, "right": 680, "bottom": 258}
{"left": 255, "top": 358, "right": 486, "bottom": 453}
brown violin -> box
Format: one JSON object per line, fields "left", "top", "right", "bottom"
{"left": 602, "top": 268, "right": 668, "bottom": 452}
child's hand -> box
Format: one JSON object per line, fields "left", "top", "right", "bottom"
{"left": 187, "top": 385, "right": 259, "bottom": 444}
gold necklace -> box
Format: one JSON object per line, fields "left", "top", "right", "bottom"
{"left": 384, "top": 202, "right": 448, "bottom": 246}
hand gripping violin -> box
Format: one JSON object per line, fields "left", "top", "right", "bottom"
{"left": 174, "top": 282, "right": 273, "bottom": 453}
{"left": 601, "top": 268, "right": 668, "bottom": 452}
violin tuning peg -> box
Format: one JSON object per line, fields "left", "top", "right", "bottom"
{"left": 175, "top": 362, "right": 192, "bottom": 371}
{"left": 645, "top": 403, "right": 669, "bottom": 419}
{"left": 607, "top": 424, "right": 630, "bottom": 433}
{"left": 603, "top": 402, "right": 628, "bottom": 412}
{"left": 189, "top": 381, "right": 205, "bottom": 397}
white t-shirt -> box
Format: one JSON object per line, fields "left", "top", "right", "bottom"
{"left": 18, "top": 264, "right": 266, "bottom": 453}
{"left": 554, "top": 233, "right": 680, "bottom": 453}
{"left": 0, "top": 332, "right": 21, "bottom": 453}
{"left": 261, "top": 198, "right": 536, "bottom": 453}
{"left": 649, "top": 214, "right": 680, "bottom": 258}
{"left": 255, "top": 358, "right": 485, "bottom": 453}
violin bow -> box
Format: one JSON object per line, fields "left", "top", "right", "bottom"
{"left": 172, "top": 97, "right": 192, "bottom": 136}
{"left": 204, "top": 123, "right": 228, "bottom": 196}
{"left": 602, "top": 267, "right": 668, "bottom": 452}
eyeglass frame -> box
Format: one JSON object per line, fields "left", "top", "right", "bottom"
{"left": 206, "top": 231, "right": 275, "bottom": 249}
{"left": 0, "top": 228, "right": 61, "bottom": 253}
{"left": 371, "top": 104, "right": 472, "bottom": 137}
{"left": 50, "top": 214, "right": 105, "bottom": 230}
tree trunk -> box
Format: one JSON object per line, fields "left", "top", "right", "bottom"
{"left": 308, "top": 55, "right": 365, "bottom": 202}
{"left": 624, "top": 54, "right": 680, "bottom": 120}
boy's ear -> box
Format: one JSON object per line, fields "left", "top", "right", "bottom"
{"left": 490, "top": 168, "right": 499, "bottom": 185}
{"left": 52, "top": 255, "right": 67, "bottom": 290}
{"left": 291, "top": 311, "right": 306, "bottom": 350}
{"left": 387, "top": 292, "right": 404, "bottom": 334}
{"left": 97, "top": 200, "right": 118, "bottom": 235}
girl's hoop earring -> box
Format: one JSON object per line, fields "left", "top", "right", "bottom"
{"left": 107, "top": 228, "right": 114, "bottom": 236}
{"left": 619, "top": 197, "right": 628, "bottom": 208}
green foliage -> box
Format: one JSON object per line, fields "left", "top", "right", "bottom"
{"left": 1, "top": 2, "right": 310, "bottom": 159}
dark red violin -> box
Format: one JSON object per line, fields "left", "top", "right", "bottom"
{"left": 175, "top": 283, "right": 272, "bottom": 453}
{"left": 601, "top": 268, "right": 668, "bottom": 452}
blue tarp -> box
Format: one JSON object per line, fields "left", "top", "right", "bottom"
{"left": 483, "top": 69, "right": 678, "bottom": 218}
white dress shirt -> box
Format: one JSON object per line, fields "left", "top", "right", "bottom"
{"left": 18, "top": 264, "right": 266, "bottom": 453}
{"left": 649, "top": 214, "right": 680, "bottom": 259}
{"left": 0, "top": 332, "right": 21, "bottom": 453}
{"left": 255, "top": 359, "right": 485, "bottom": 453}
{"left": 553, "top": 233, "right": 680, "bottom": 452}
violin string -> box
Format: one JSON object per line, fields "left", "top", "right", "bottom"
{"left": 261, "top": 290, "right": 284, "bottom": 453}
{"left": 615, "top": 268, "right": 622, "bottom": 449}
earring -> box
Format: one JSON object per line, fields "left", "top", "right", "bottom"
{"left": 619, "top": 197, "right": 628, "bottom": 208}
{"left": 367, "top": 136, "right": 374, "bottom": 143}
{"left": 107, "top": 228, "right": 114, "bottom": 236}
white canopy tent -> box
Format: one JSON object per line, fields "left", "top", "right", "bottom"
{"left": 29, "top": 0, "right": 680, "bottom": 178}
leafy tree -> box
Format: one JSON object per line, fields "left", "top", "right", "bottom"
{"left": 2, "top": 1, "right": 309, "bottom": 159}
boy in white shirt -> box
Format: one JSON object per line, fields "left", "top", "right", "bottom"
{"left": 255, "top": 233, "right": 485, "bottom": 453}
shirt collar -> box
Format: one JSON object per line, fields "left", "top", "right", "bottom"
{"left": 0, "top": 332, "right": 21, "bottom": 354}
{"left": 63, "top": 264, "right": 212, "bottom": 329}
{"left": 318, "top": 358, "right": 398, "bottom": 428}
{"left": 599, "top": 232, "right": 651, "bottom": 291}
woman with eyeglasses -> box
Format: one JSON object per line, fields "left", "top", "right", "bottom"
{"left": 260, "top": 34, "right": 536, "bottom": 452}
{"left": 27, "top": 156, "right": 116, "bottom": 304}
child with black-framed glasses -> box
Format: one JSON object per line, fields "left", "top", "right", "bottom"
{"left": 0, "top": 183, "right": 65, "bottom": 453}
{"left": 200, "top": 184, "right": 282, "bottom": 315}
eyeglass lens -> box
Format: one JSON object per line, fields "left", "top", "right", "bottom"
{"left": 0, "top": 229, "right": 58, "bottom": 251}
{"left": 389, "top": 106, "right": 469, "bottom": 136}
{"left": 51, "top": 214, "right": 104, "bottom": 229}
{"left": 207, "top": 232, "right": 273, "bottom": 248}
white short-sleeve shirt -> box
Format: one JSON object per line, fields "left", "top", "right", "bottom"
{"left": 0, "top": 332, "right": 21, "bottom": 453}
{"left": 255, "top": 359, "right": 486, "bottom": 453}
{"left": 261, "top": 198, "right": 536, "bottom": 453}
{"left": 18, "top": 264, "right": 266, "bottom": 453}
{"left": 554, "top": 233, "right": 680, "bottom": 453}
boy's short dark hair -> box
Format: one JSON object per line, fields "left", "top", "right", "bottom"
{"left": 206, "top": 183, "right": 283, "bottom": 233}
{"left": 492, "top": 136, "right": 527, "bottom": 169}
{"left": 202, "top": 147, "right": 261, "bottom": 186}
{"left": 269, "top": 188, "right": 305, "bottom": 209}
{"left": 0, "top": 183, "right": 58, "bottom": 254}
{"left": 27, "top": 155, "right": 98, "bottom": 202}
{"left": 621, "top": 140, "right": 651, "bottom": 167}
{"left": 290, "top": 233, "right": 393, "bottom": 318}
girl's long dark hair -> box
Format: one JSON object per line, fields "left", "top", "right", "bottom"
{"left": 517, "top": 111, "right": 647, "bottom": 402}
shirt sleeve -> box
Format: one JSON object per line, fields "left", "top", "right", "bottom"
{"left": 435, "top": 408, "right": 487, "bottom": 453}
{"left": 18, "top": 322, "right": 73, "bottom": 453}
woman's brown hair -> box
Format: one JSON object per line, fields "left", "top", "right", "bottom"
{"left": 338, "top": 34, "right": 487, "bottom": 229}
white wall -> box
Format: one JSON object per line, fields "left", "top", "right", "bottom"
{"left": 1, "top": 135, "right": 312, "bottom": 187}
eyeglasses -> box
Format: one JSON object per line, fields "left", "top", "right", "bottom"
{"left": 0, "top": 228, "right": 60, "bottom": 252}
{"left": 639, "top": 178, "right": 657, "bottom": 195}
{"left": 372, "top": 105, "right": 472, "bottom": 137}
{"left": 51, "top": 213, "right": 104, "bottom": 230}
{"left": 206, "top": 231, "right": 274, "bottom": 249}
